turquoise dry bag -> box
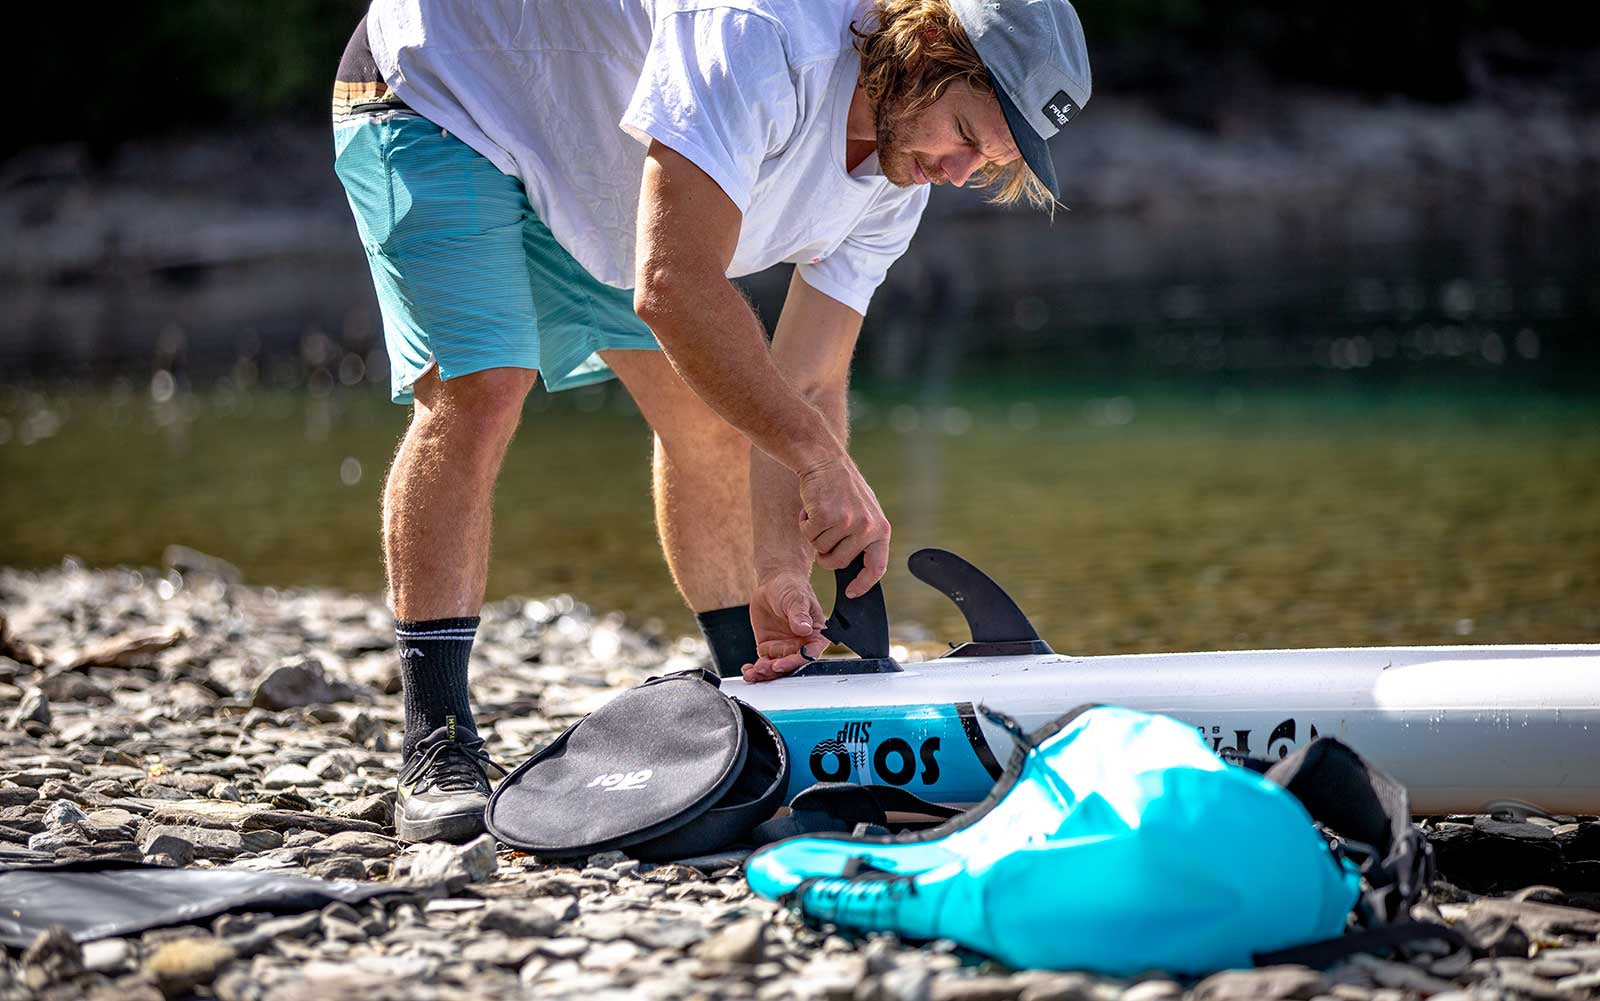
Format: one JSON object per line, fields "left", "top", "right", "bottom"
{"left": 745, "top": 705, "right": 1365, "bottom": 975}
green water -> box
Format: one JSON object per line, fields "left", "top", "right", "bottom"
{"left": 3, "top": 378, "right": 1598, "bottom": 653}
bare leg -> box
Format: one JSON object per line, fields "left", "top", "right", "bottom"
{"left": 602, "top": 350, "right": 755, "bottom": 611}
{"left": 384, "top": 366, "right": 540, "bottom": 618}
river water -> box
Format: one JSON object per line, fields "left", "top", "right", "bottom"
{"left": 2, "top": 194, "right": 1597, "bottom": 652}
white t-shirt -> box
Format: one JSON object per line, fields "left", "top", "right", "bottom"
{"left": 366, "top": 0, "right": 929, "bottom": 315}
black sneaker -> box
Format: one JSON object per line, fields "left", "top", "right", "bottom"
{"left": 395, "top": 717, "right": 505, "bottom": 843}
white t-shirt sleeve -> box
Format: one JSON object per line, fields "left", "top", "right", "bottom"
{"left": 621, "top": 8, "right": 799, "bottom": 215}
{"left": 797, "top": 185, "right": 930, "bottom": 316}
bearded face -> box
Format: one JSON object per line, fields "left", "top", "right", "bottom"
{"left": 875, "top": 96, "right": 934, "bottom": 186}
{"left": 869, "top": 81, "right": 1020, "bottom": 190}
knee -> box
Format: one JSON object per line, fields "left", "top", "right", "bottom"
{"left": 414, "top": 367, "right": 538, "bottom": 443}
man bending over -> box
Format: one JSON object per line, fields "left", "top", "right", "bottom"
{"left": 330, "top": 0, "right": 1091, "bottom": 841}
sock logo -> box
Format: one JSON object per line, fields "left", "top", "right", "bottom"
{"left": 587, "top": 769, "right": 653, "bottom": 792}
{"left": 399, "top": 646, "right": 424, "bottom": 660}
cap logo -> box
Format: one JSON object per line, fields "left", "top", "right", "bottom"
{"left": 1042, "top": 91, "right": 1079, "bottom": 127}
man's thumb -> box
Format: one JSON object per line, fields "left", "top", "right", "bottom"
{"left": 783, "top": 588, "right": 814, "bottom": 634}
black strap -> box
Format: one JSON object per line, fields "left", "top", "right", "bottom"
{"left": 751, "top": 783, "right": 959, "bottom": 845}
{"left": 1264, "top": 737, "right": 1434, "bottom": 925}
{"left": 1253, "top": 920, "right": 1470, "bottom": 969}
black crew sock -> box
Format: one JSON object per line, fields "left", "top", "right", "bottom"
{"left": 696, "top": 605, "right": 759, "bottom": 678}
{"left": 396, "top": 616, "right": 480, "bottom": 760}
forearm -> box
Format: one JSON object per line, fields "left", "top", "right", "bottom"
{"left": 752, "top": 385, "right": 848, "bottom": 579}
{"left": 636, "top": 276, "right": 841, "bottom": 475}
{"left": 751, "top": 270, "right": 861, "bottom": 580}
{"left": 633, "top": 143, "right": 842, "bottom": 475}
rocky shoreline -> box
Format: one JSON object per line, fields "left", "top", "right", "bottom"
{"left": 2, "top": 558, "right": 1599, "bottom": 1001}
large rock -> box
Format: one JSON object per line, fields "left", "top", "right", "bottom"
{"left": 41, "top": 799, "right": 89, "bottom": 829}
{"left": 392, "top": 833, "right": 500, "bottom": 892}
{"left": 333, "top": 793, "right": 393, "bottom": 826}
{"left": 239, "top": 809, "right": 384, "bottom": 835}
{"left": 249, "top": 657, "right": 366, "bottom": 710}
{"left": 137, "top": 824, "right": 282, "bottom": 861}
{"left": 313, "top": 830, "right": 399, "bottom": 859}
{"left": 7, "top": 686, "right": 50, "bottom": 730}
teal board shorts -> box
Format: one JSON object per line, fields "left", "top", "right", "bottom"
{"left": 332, "top": 113, "right": 660, "bottom": 403}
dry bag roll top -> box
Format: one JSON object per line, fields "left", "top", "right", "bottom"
{"left": 485, "top": 670, "right": 788, "bottom": 862}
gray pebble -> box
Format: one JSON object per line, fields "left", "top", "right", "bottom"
{"left": 41, "top": 799, "right": 89, "bottom": 828}
{"left": 697, "top": 918, "right": 767, "bottom": 965}
{"left": 79, "top": 937, "right": 133, "bottom": 973}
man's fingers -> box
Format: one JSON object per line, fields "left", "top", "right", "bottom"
{"left": 815, "top": 544, "right": 855, "bottom": 571}
{"left": 847, "top": 538, "right": 890, "bottom": 598}
{"left": 758, "top": 637, "right": 802, "bottom": 660}
{"left": 742, "top": 652, "right": 808, "bottom": 683}
{"left": 781, "top": 590, "right": 815, "bottom": 634}
{"left": 808, "top": 524, "right": 850, "bottom": 558}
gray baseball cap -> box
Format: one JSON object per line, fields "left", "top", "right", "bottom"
{"left": 948, "top": 0, "right": 1092, "bottom": 199}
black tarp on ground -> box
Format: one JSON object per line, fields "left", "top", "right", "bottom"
{"left": 0, "top": 861, "right": 402, "bottom": 947}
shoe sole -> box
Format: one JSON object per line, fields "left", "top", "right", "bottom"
{"left": 394, "top": 806, "right": 488, "bottom": 844}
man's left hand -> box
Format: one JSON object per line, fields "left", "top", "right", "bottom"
{"left": 742, "top": 573, "right": 827, "bottom": 683}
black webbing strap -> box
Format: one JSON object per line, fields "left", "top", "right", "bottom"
{"left": 1263, "top": 737, "right": 1435, "bottom": 926}
{"left": 751, "top": 783, "right": 959, "bottom": 846}
{"left": 1253, "top": 920, "right": 1470, "bottom": 969}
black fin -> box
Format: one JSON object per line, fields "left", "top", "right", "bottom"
{"left": 908, "top": 548, "right": 1053, "bottom": 654}
{"left": 821, "top": 554, "right": 890, "bottom": 660}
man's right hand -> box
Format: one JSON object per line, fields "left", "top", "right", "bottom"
{"left": 742, "top": 573, "right": 828, "bottom": 683}
{"left": 797, "top": 455, "right": 890, "bottom": 598}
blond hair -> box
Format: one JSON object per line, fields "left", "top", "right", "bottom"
{"left": 852, "top": 0, "right": 1056, "bottom": 212}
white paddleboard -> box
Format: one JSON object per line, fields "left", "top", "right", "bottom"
{"left": 729, "top": 643, "right": 1600, "bottom": 816}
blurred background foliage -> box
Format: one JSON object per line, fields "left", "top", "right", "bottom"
{"left": 16, "top": 0, "right": 1600, "bottom": 153}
